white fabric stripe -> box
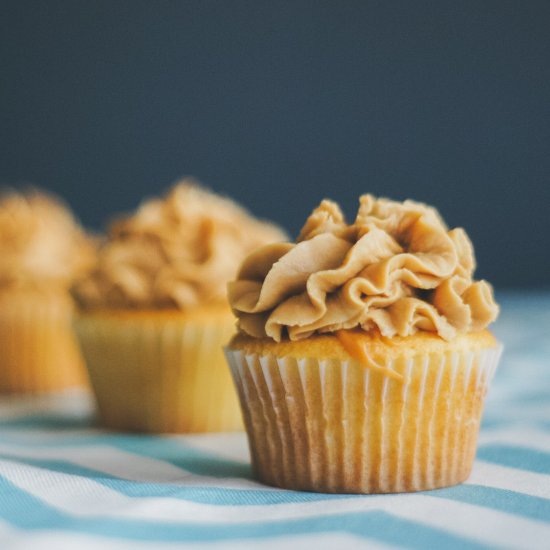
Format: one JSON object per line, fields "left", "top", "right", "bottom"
{"left": 486, "top": 403, "right": 550, "bottom": 419}
{"left": 0, "top": 519, "right": 396, "bottom": 550}
{"left": 179, "top": 432, "right": 249, "bottom": 463}
{"left": 0, "top": 428, "right": 250, "bottom": 456}
{"left": 0, "top": 444, "right": 265, "bottom": 490}
{"left": 0, "top": 459, "right": 548, "bottom": 550}
{"left": 0, "top": 391, "right": 94, "bottom": 420}
{"left": 0, "top": 443, "right": 188, "bottom": 481}
{"left": 466, "top": 461, "right": 550, "bottom": 499}
{"left": 0, "top": 428, "right": 105, "bottom": 442}
{"left": 478, "top": 428, "right": 550, "bottom": 454}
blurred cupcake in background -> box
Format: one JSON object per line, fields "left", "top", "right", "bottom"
{"left": 0, "top": 189, "right": 96, "bottom": 393}
{"left": 73, "top": 178, "right": 286, "bottom": 433}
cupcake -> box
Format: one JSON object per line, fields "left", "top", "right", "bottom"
{"left": 225, "top": 195, "right": 501, "bottom": 493}
{"left": 73, "top": 179, "right": 286, "bottom": 433}
{"left": 0, "top": 189, "right": 95, "bottom": 393}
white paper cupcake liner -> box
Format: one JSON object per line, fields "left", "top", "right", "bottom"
{"left": 76, "top": 312, "right": 243, "bottom": 433}
{"left": 225, "top": 343, "right": 502, "bottom": 493}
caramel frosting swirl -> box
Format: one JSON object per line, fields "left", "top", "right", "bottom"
{"left": 229, "top": 195, "right": 499, "bottom": 341}
{"left": 74, "top": 180, "right": 286, "bottom": 309}
{"left": 0, "top": 189, "right": 95, "bottom": 291}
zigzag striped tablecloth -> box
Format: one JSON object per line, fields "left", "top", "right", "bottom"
{"left": 0, "top": 292, "right": 548, "bottom": 549}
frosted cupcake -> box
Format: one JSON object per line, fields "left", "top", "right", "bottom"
{"left": 73, "top": 179, "right": 286, "bottom": 433}
{"left": 225, "top": 195, "right": 501, "bottom": 493}
{"left": 0, "top": 189, "right": 95, "bottom": 393}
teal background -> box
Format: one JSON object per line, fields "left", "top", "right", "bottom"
{"left": 1, "top": 1, "right": 549, "bottom": 288}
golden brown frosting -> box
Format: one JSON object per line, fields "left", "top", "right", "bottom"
{"left": 73, "top": 180, "right": 286, "bottom": 309}
{"left": 0, "top": 190, "right": 95, "bottom": 291}
{"left": 229, "top": 195, "right": 499, "bottom": 342}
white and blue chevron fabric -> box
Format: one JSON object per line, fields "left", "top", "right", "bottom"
{"left": 0, "top": 292, "right": 548, "bottom": 549}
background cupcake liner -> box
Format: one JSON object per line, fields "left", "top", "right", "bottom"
{"left": 225, "top": 343, "right": 502, "bottom": 494}
{"left": 0, "top": 291, "right": 88, "bottom": 394}
{"left": 76, "top": 312, "right": 243, "bottom": 433}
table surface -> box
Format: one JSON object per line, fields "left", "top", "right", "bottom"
{"left": 0, "top": 292, "right": 548, "bottom": 550}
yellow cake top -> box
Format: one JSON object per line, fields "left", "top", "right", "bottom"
{"left": 229, "top": 329, "right": 497, "bottom": 360}
{"left": 229, "top": 195, "right": 499, "bottom": 342}
{"left": 0, "top": 189, "right": 95, "bottom": 292}
{"left": 73, "top": 179, "right": 286, "bottom": 310}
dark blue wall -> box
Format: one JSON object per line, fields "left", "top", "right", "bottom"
{"left": 1, "top": 1, "right": 549, "bottom": 288}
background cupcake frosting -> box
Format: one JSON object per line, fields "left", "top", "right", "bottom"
{"left": 74, "top": 179, "right": 286, "bottom": 310}
{"left": 0, "top": 190, "right": 95, "bottom": 291}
